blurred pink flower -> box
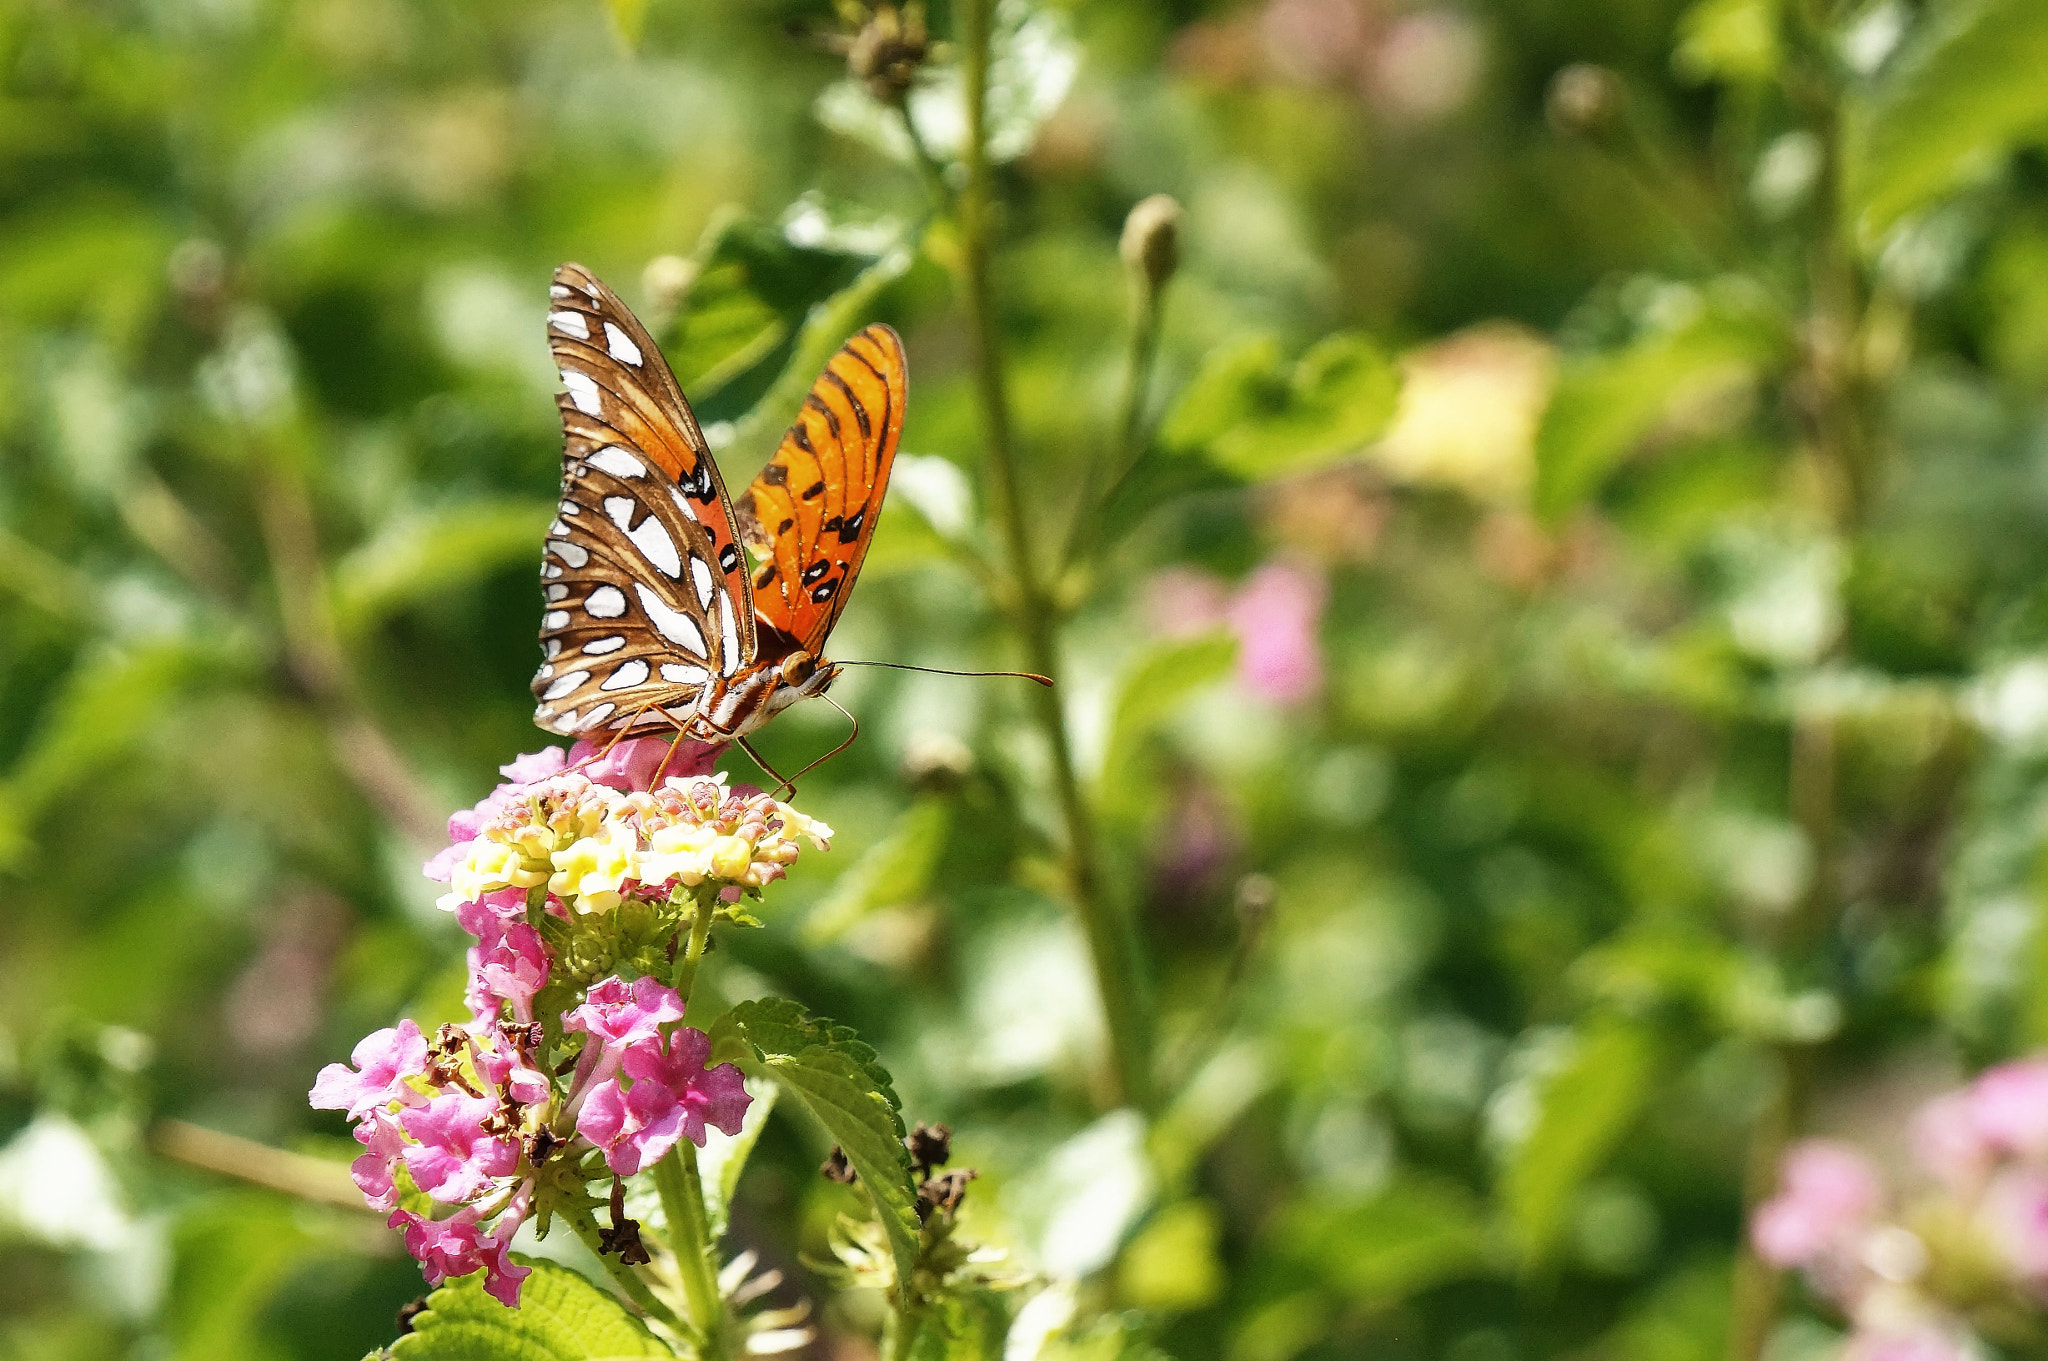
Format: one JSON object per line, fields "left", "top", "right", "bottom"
{"left": 1972, "top": 1058, "right": 2048, "bottom": 1159}
{"left": 1751, "top": 1140, "right": 1882, "bottom": 1269}
{"left": 1229, "top": 562, "right": 1327, "bottom": 703}
{"left": 1982, "top": 1167, "right": 2048, "bottom": 1280}
{"left": 1912, "top": 1090, "right": 1991, "bottom": 1190}
{"left": 1260, "top": 0, "right": 1368, "bottom": 84}
{"left": 1840, "top": 1324, "right": 1973, "bottom": 1361}
{"left": 1144, "top": 560, "right": 1328, "bottom": 705}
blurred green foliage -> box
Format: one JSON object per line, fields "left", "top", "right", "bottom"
{"left": 10, "top": 0, "right": 2048, "bottom": 1358}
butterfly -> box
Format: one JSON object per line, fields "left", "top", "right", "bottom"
{"left": 530, "top": 263, "right": 904, "bottom": 766}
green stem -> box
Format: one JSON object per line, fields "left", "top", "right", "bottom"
{"left": 672, "top": 890, "right": 718, "bottom": 1015}
{"left": 1059, "top": 277, "right": 1167, "bottom": 578}
{"left": 891, "top": 94, "right": 951, "bottom": 209}
{"left": 567, "top": 1209, "right": 690, "bottom": 1337}
{"left": 654, "top": 1144, "right": 724, "bottom": 1346}
{"left": 887, "top": 1301, "right": 925, "bottom": 1361}
{"left": 657, "top": 888, "right": 726, "bottom": 1347}
{"left": 954, "top": 0, "right": 1151, "bottom": 1111}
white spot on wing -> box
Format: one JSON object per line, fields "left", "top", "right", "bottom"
{"left": 548, "top": 539, "right": 588, "bottom": 568}
{"left": 661, "top": 663, "right": 709, "bottom": 685}
{"left": 548, "top": 311, "right": 590, "bottom": 339}
{"left": 543, "top": 671, "right": 589, "bottom": 701}
{"left": 627, "top": 516, "right": 681, "bottom": 579}
{"left": 588, "top": 446, "right": 647, "bottom": 479}
{"left": 634, "top": 583, "right": 707, "bottom": 655}
{"left": 555, "top": 708, "right": 579, "bottom": 728}
{"left": 542, "top": 563, "right": 563, "bottom": 580}
{"left": 601, "top": 659, "right": 650, "bottom": 691}
{"left": 691, "top": 556, "right": 715, "bottom": 608}
{"left": 604, "top": 496, "right": 636, "bottom": 531}
{"left": 717, "top": 595, "right": 740, "bottom": 676}
{"left": 549, "top": 519, "right": 570, "bottom": 536}
{"left": 603, "top": 322, "right": 643, "bottom": 366}
{"left": 545, "top": 639, "right": 561, "bottom": 658}
{"left": 550, "top": 284, "right": 572, "bottom": 299}
{"left": 546, "top": 584, "right": 568, "bottom": 601}
{"left": 582, "top": 636, "right": 626, "bottom": 655}
{"left": 586, "top": 585, "right": 627, "bottom": 618}
{"left": 543, "top": 610, "right": 569, "bottom": 630}
{"left": 563, "top": 371, "right": 602, "bottom": 416}
{"left": 580, "top": 703, "right": 615, "bottom": 728}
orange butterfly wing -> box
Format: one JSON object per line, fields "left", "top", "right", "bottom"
{"left": 735, "top": 325, "right": 906, "bottom": 656}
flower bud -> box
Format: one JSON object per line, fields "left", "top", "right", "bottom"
{"left": 1120, "top": 194, "right": 1182, "bottom": 299}
{"left": 709, "top": 834, "right": 756, "bottom": 882}
{"left": 1546, "top": 63, "right": 1623, "bottom": 139}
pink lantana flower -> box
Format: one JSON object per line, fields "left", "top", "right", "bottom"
{"left": 577, "top": 1026, "right": 749, "bottom": 1175}
{"left": 400, "top": 1092, "right": 520, "bottom": 1205}
{"left": 309, "top": 1020, "right": 430, "bottom": 1121}
{"left": 568, "top": 734, "right": 720, "bottom": 794}
{"left": 1751, "top": 1140, "right": 1882, "bottom": 1270}
{"left": 389, "top": 1192, "right": 533, "bottom": 1307}
{"left": 1840, "top": 1323, "right": 1974, "bottom": 1361}
{"left": 424, "top": 747, "right": 573, "bottom": 883}
{"left": 350, "top": 1109, "right": 409, "bottom": 1213}
{"left": 469, "top": 924, "right": 550, "bottom": 1025}
{"left": 564, "top": 975, "right": 685, "bottom": 1052}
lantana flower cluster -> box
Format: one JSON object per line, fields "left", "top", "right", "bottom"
{"left": 309, "top": 737, "right": 831, "bottom": 1307}
{"left": 1752, "top": 1055, "right": 2048, "bottom": 1360}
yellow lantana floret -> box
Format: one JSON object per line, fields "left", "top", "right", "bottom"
{"left": 549, "top": 822, "right": 640, "bottom": 913}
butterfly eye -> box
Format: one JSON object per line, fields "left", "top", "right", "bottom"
{"left": 780, "top": 651, "right": 817, "bottom": 687}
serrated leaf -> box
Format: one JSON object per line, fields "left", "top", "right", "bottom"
{"left": 1161, "top": 333, "right": 1399, "bottom": 481}
{"left": 908, "top": 1293, "right": 1012, "bottom": 1361}
{"left": 1499, "top": 1016, "right": 1660, "bottom": 1265}
{"left": 805, "top": 797, "right": 953, "bottom": 943}
{"left": 707, "top": 999, "right": 920, "bottom": 1288}
{"left": 1845, "top": 0, "right": 2048, "bottom": 237}
{"left": 389, "top": 1259, "right": 668, "bottom": 1359}
{"left": 331, "top": 498, "right": 554, "bottom": 636}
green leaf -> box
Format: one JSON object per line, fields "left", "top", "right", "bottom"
{"left": 1534, "top": 304, "right": 1785, "bottom": 517}
{"left": 805, "top": 796, "right": 953, "bottom": 943}
{"left": 388, "top": 1259, "right": 668, "bottom": 1359}
{"left": 1846, "top": 0, "right": 2048, "bottom": 236}
{"left": 330, "top": 498, "right": 554, "bottom": 636}
{"left": 1097, "top": 633, "right": 1237, "bottom": 818}
{"left": 707, "top": 999, "right": 921, "bottom": 1288}
{"left": 1161, "top": 333, "right": 1399, "bottom": 480}
{"left": 907, "top": 1293, "right": 1011, "bottom": 1361}
{"left": 1278, "top": 1173, "right": 1493, "bottom": 1305}
{"left": 698, "top": 1076, "right": 778, "bottom": 1241}
{"left": 1499, "top": 1016, "right": 1661, "bottom": 1265}
{"left": 604, "top": 0, "right": 647, "bottom": 47}
{"left": 663, "top": 209, "right": 907, "bottom": 438}
{"left": 1672, "top": 0, "right": 1783, "bottom": 85}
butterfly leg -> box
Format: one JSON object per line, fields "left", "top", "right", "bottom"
{"left": 736, "top": 736, "right": 795, "bottom": 801}
{"left": 649, "top": 727, "right": 691, "bottom": 789}
{"left": 564, "top": 704, "right": 659, "bottom": 775}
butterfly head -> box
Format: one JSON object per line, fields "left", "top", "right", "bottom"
{"left": 776, "top": 649, "right": 840, "bottom": 703}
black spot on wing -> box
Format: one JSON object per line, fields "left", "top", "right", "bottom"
{"left": 802, "top": 480, "right": 826, "bottom": 500}
{"left": 824, "top": 369, "right": 872, "bottom": 439}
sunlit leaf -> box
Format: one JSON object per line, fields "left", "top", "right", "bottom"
{"left": 387, "top": 1259, "right": 668, "bottom": 1358}
{"left": 1845, "top": 0, "right": 2048, "bottom": 237}
{"left": 331, "top": 499, "right": 555, "bottom": 636}
{"left": 805, "top": 796, "right": 953, "bottom": 942}
{"left": 1161, "top": 333, "right": 1400, "bottom": 481}
{"left": 1277, "top": 1173, "right": 1493, "bottom": 1305}
{"left": 707, "top": 999, "right": 920, "bottom": 1287}
{"left": 1499, "top": 1016, "right": 1661, "bottom": 1265}
{"left": 699, "top": 1076, "right": 777, "bottom": 1242}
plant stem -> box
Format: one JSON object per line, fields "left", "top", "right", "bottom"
{"left": 567, "top": 1208, "right": 691, "bottom": 1337}
{"left": 887, "top": 1301, "right": 925, "bottom": 1361}
{"left": 954, "top": 0, "right": 1151, "bottom": 1111}
{"left": 659, "top": 888, "right": 727, "bottom": 1348}
{"left": 654, "top": 1144, "right": 724, "bottom": 1348}
{"left": 672, "top": 890, "right": 718, "bottom": 1015}
{"left": 891, "top": 95, "right": 951, "bottom": 209}
{"left": 1059, "top": 273, "right": 1167, "bottom": 577}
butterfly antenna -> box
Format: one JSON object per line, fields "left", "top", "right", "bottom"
{"left": 736, "top": 736, "right": 796, "bottom": 800}
{"left": 835, "top": 660, "right": 1053, "bottom": 687}
{"left": 748, "top": 692, "right": 864, "bottom": 799}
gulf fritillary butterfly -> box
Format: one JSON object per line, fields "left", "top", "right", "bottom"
{"left": 530, "top": 262, "right": 904, "bottom": 756}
